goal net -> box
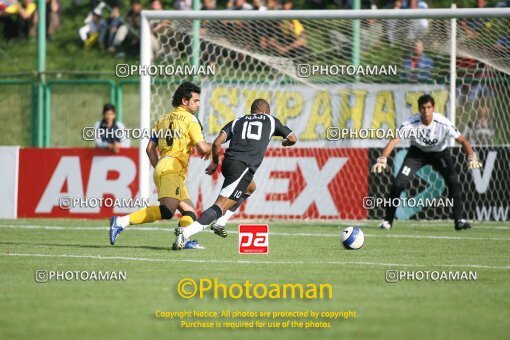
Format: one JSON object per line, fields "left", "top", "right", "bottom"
{"left": 141, "top": 9, "right": 510, "bottom": 222}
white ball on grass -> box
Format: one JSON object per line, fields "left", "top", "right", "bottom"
{"left": 341, "top": 226, "right": 364, "bottom": 250}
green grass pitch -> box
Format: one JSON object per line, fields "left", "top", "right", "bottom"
{"left": 0, "top": 218, "right": 508, "bottom": 340}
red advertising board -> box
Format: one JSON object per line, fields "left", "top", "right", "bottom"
{"left": 234, "top": 148, "right": 369, "bottom": 220}
{"left": 18, "top": 148, "right": 139, "bottom": 218}
{"left": 17, "top": 147, "right": 368, "bottom": 219}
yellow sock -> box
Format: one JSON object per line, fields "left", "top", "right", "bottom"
{"left": 128, "top": 206, "right": 162, "bottom": 225}
{"left": 179, "top": 215, "right": 195, "bottom": 227}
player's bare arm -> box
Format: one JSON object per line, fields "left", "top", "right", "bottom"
{"left": 195, "top": 140, "right": 212, "bottom": 157}
{"left": 372, "top": 137, "right": 401, "bottom": 173}
{"left": 146, "top": 140, "right": 159, "bottom": 168}
{"left": 282, "top": 132, "right": 297, "bottom": 147}
{"left": 455, "top": 134, "right": 482, "bottom": 169}
{"left": 205, "top": 131, "right": 227, "bottom": 175}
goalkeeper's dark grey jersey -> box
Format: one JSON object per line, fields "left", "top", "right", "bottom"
{"left": 221, "top": 114, "right": 293, "bottom": 170}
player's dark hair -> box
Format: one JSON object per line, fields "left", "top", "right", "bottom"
{"left": 250, "top": 98, "right": 270, "bottom": 114}
{"left": 172, "top": 82, "right": 201, "bottom": 108}
{"left": 102, "top": 103, "right": 116, "bottom": 114}
{"left": 418, "top": 94, "right": 435, "bottom": 107}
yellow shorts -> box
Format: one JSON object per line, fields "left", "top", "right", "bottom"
{"left": 153, "top": 157, "right": 189, "bottom": 201}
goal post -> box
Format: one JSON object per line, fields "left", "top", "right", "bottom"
{"left": 139, "top": 14, "right": 152, "bottom": 205}
{"left": 140, "top": 8, "right": 510, "bottom": 221}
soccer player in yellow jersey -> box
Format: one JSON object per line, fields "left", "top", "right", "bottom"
{"left": 109, "top": 82, "right": 211, "bottom": 250}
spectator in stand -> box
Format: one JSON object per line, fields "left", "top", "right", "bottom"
{"left": 385, "top": 0, "right": 406, "bottom": 47}
{"left": 401, "top": 39, "right": 433, "bottom": 81}
{"left": 151, "top": 0, "right": 162, "bottom": 11}
{"left": 266, "top": 0, "right": 279, "bottom": 9}
{"left": 258, "top": 0, "right": 278, "bottom": 52}
{"left": 267, "top": 0, "right": 308, "bottom": 63}
{"left": 94, "top": 103, "right": 130, "bottom": 153}
{"left": 148, "top": 0, "right": 166, "bottom": 57}
{"left": 112, "top": 0, "right": 142, "bottom": 51}
{"left": 79, "top": 7, "right": 107, "bottom": 48}
{"left": 457, "top": 0, "right": 492, "bottom": 101}
{"left": 403, "top": 0, "right": 429, "bottom": 41}
{"left": 227, "top": 0, "right": 253, "bottom": 10}
{"left": 174, "top": 0, "right": 191, "bottom": 10}
{"left": 105, "top": 5, "right": 124, "bottom": 53}
{"left": 463, "top": 104, "right": 494, "bottom": 146}
{"left": 200, "top": 0, "right": 220, "bottom": 66}
{"left": 460, "top": 0, "right": 489, "bottom": 39}
{"left": 18, "top": 0, "right": 36, "bottom": 38}
{"left": 0, "top": 0, "right": 37, "bottom": 39}
{"left": 202, "top": 0, "right": 215, "bottom": 10}
{"left": 1, "top": 1, "right": 18, "bottom": 41}
{"left": 252, "top": 0, "right": 267, "bottom": 10}
{"left": 495, "top": 28, "right": 510, "bottom": 55}
{"left": 359, "top": 4, "right": 383, "bottom": 52}
{"left": 224, "top": 0, "right": 255, "bottom": 66}
{"left": 46, "top": 0, "right": 61, "bottom": 41}
{"left": 124, "top": 0, "right": 141, "bottom": 43}
{"left": 150, "top": 0, "right": 167, "bottom": 34}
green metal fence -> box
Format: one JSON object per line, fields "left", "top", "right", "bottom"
{"left": 0, "top": 80, "right": 36, "bottom": 146}
{"left": 45, "top": 80, "right": 116, "bottom": 147}
{"left": 0, "top": 79, "right": 141, "bottom": 147}
{"left": 117, "top": 80, "right": 141, "bottom": 147}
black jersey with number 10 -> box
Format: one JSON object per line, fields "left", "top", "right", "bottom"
{"left": 220, "top": 114, "right": 293, "bottom": 170}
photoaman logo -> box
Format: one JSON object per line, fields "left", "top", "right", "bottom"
{"left": 239, "top": 224, "right": 269, "bottom": 254}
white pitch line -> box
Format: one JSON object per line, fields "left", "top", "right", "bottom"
{"left": 0, "top": 225, "right": 509, "bottom": 241}
{"left": 401, "top": 224, "right": 510, "bottom": 230}
{"left": 2, "top": 223, "right": 510, "bottom": 230}
{"left": 264, "top": 231, "right": 510, "bottom": 241}
{"left": 2, "top": 253, "right": 509, "bottom": 270}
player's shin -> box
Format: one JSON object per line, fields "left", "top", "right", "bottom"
{"left": 182, "top": 205, "right": 223, "bottom": 239}
{"left": 216, "top": 194, "right": 249, "bottom": 226}
{"left": 123, "top": 205, "right": 171, "bottom": 227}
{"left": 179, "top": 211, "right": 197, "bottom": 227}
{"left": 384, "top": 183, "right": 407, "bottom": 225}
{"left": 447, "top": 177, "right": 463, "bottom": 222}
{"left": 215, "top": 210, "right": 234, "bottom": 226}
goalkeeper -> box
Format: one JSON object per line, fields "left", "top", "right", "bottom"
{"left": 371, "top": 94, "right": 482, "bottom": 231}
{"left": 109, "top": 82, "right": 211, "bottom": 249}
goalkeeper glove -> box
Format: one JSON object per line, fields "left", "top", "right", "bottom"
{"left": 371, "top": 157, "right": 387, "bottom": 174}
{"left": 468, "top": 154, "right": 482, "bottom": 169}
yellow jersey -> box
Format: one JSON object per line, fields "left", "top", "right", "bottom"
{"left": 282, "top": 19, "right": 304, "bottom": 38}
{"left": 5, "top": 2, "right": 36, "bottom": 15}
{"left": 152, "top": 106, "right": 204, "bottom": 170}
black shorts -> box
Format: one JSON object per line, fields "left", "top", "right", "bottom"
{"left": 395, "top": 146, "right": 457, "bottom": 183}
{"left": 219, "top": 159, "right": 255, "bottom": 201}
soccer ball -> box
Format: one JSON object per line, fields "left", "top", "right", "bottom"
{"left": 341, "top": 226, "right": 364, "bottom": 250}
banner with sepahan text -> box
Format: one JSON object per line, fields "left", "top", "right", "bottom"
{"left": 199, "top": 82, "right": 450, "bottom": 146}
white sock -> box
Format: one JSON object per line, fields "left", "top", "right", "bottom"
{"left": 119, "top": 215, "right": 130, "bottom": 228}
{"left": 182, "top": 222, "right": 208, "bottom": 239}
{"left": 216, "top": 210, "right": 234, "bottom": 226}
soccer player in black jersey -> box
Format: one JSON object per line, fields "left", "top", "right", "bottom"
{"left": 173, "top": 98, "right": 297, "bottom": 249}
